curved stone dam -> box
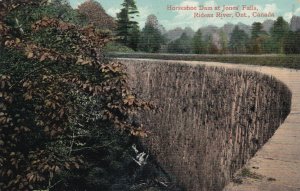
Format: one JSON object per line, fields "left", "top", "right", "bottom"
{"left": 122, "top": 60, "right": 292, "bottom": 191}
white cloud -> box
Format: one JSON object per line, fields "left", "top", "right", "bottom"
{"left": 173, "top": 0, "right": 200, "bottom": 20}
{"left": 107, "top": 7, "right": 121, "bottom": 18}
{"left": 262, "top": 3, "right": 277, "bottom": 13}
{"left": 136, "top": 6, "right": 153, "bottom": 27}
{"left": 204, "top": 0, "right": 216, "bottom": 8}
{"left": 74, "top": 0, "right": 85, "bottom": 8}
{"left": 284, "top": 7, "right": 300, "bottom": 21}
{"left": 166, "top": 0, "right": 204, "bottom": 29}
{"left": 284, "top": 12, "right": 294, "bottom": 21}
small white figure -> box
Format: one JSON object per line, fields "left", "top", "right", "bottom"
{"left": 131, "top": 144, "right": 149, "bottom": 166}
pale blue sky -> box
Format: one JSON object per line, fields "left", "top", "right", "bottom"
{"left": 69, "top": 0, "right": 300, "bottom": 29}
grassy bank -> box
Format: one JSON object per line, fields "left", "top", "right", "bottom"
{"left": 108, "top": 52, "right": 300, "bottom": 69}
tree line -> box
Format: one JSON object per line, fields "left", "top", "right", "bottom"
{"left": 81, "top": 0, "right": 300, "bottom": 55}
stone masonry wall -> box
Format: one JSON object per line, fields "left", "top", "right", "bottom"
{"left": 123, "top": 60, "right": 292, "bottom": 191}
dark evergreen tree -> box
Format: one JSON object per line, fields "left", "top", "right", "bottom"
{"left": 229, "top": 26, "right": 249, "bottom": 54}
{"left": 271, "top": 17, "right": 289, "bottom": 53}
{"left": 219, "top": 30, "right": 228, "bottom": 54}
{"left": 167, "top": 32, "right": 192, "bottom": 53}
{"left": 116, "top": 0, "right": 140, "bottom": 50}
{"left": 128, "top": 24, "right": 140, "bottom": 51}
{"left": 138, "top": 15, "right": 164, "bottom": 53}
{"left": 250, "top": 22, "right": 268, "bottom": 54}
{"left": 284, "top": 30, "right": 300, "bottom": 54}
{"left": 192, "top": 29, "right": 205, "bottom": 54}
{"left": 204, "top": 34, "right": 220, "bottom": 54}
{"left": 251, "top": 22, "right": 265, "bottom": 39}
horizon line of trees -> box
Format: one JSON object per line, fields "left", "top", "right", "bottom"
{"left": 161, "top": 16, "right": 300, "bottom": 55}
{"left": 78, "top": 0, "right": 300, "bottom": 55}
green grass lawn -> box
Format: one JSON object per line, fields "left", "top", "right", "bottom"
{"left": 108, "top": 52, "right": 300, "bottom": 70}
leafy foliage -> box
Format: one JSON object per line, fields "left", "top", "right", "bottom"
{"left": 192, "top": 29, "right": 205, "bottom": 54}
{"left": 167, "top": 33, "right": 192, "bottom": 54}
{"left": 271, "top": 16, "right": 289, "bottom": 54}
{"left": 218, "top": 30, "right": 228, "bottom": 54}
{"left": 249, "top": 22, "right": 270, "bottom": 54}
{"left": 284, "top": 30, "right": 300, "bottom": 54}
{"left": 229, "top": 26, "right": 249, "bottom": 54}
{"left": 78, "top": 0, "right": 116, "bottom": 31}
{"left": 205, "top": 34, "right": 220, "bottom": 54}
{"left": 104, "top": 42, "right": 135, "bottom": 53}
{"left": 138, "top": 14, "right": 165, "bottom": 53}
{"left": 0, "top": 0, "right": 150, "bottom": 190}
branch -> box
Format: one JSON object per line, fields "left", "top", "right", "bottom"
{"left": 9, "top": 63, "right": 50, "bottom": 90}
{"left": 71, "top": 141, "right": 115, "bottom": 153}
{"left": 68, "top": 132, "right": 75, "bottom": 156}
{"left": 49, "top": 179, "right": 63, "bottom": 190}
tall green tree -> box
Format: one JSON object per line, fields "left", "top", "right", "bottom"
{"left": 250, "top": 22, "right": 268, "bottom": 54}
{"left": 167, "top": 32, "right": 192, "bottom": 53}
{"left": 219, "top": 30, "right": 228, "bottom": 54}
{"left": 271, "top": 17, "right": 289, "bottom": 54}
{"left": 116, "top": 0, "right": 140, "bottom": 50}
{"left": 206, "top": 34, "right": 219, "bottom": 54}
{"left": 128, "top": 23, "right": 140, "bottom": 51}
{"left": 284, "top": 30, "right": 300, "bottom": 54}
{"left": 259, "top": 34, "right": 275, "bottom": 53}
{"left": 229, "top": 26, "right": 249, "bottom": 54}
{"left": 139, "top": 15, "right": 164, "bottom": 52}
{"left": 251, "top": 22, "right": 265, "bottom": 39}
{"left": 192, "top": 29, "right": 205, "bottom": 54}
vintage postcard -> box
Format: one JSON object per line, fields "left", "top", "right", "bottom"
{"left": 0, "top": 0, "right": 299, "bottom": 190}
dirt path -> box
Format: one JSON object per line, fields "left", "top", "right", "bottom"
{"left": 119, "top": 58, "right": 300, "bottom": 191}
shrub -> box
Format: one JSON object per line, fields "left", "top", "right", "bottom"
{"left": 0, "top": 1, "right": 148, "bottom": 190}
{"left": 104, "top": 42, "right": 135, "bottom": 53}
